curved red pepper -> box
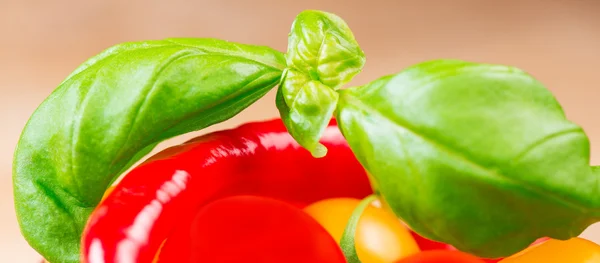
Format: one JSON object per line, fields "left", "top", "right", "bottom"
{"left": 82, "top": 119, "right": 372, "bottom": 263}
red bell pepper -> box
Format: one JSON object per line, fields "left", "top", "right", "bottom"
{"left": 82, "top": 119, "right": 373, "bottom": 262}
{"left": 82, "top": 119, "right": 558, "bottom": 263}
{"left": 81, "top": 118, "right": 567, "bottom": 263}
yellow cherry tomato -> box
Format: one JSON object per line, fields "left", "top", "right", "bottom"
{"left": 303, "top": 197, "right": 420, "bottom": 263}
{"left": 499, "top": 237, "right": 600, "bottom": 263}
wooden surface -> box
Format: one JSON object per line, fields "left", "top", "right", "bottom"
{"left": 1, "top": 0, "right": 599, "bottom": 261}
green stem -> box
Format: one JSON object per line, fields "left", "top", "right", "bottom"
{"left": 339, "top": 194, "right": 377, "bottom": 263}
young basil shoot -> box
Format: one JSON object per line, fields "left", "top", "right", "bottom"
{"left": 277, "top": 10, "right": 365, "bottom": 157}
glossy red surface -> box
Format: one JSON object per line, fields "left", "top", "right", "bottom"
{"left": 81, "top": 119, "right": 372, "bottom": 263}
{"left": 156, "top": 195, "right": 347, "bottom": 263}
{"left": 396, "top": 250, "right": 486, "bottom": 263}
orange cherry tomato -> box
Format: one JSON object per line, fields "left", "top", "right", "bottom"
{"left": 303, "top": 197, "right": 421, "bottom": 263}
{"left": 499, "top": 237, "right": 600, "bottom": 263}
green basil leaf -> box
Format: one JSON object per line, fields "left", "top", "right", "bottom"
{"left": 336, "top": 59, "right": 599, "bottom": 258}
{"left": 286, "top": 10, "right": 365, "bottom": 89}
{"left": 276, "top": 69, "right": 339, "bottom": 157}
{"left": 13, "top": 38, "right": 285, "bottom": 263}
{"left": 278, "top": 10, "right": 365, "bottom": 156}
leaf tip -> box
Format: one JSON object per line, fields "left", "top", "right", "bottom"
{"left": 310, "top": 143, "right": 328, "bottom": 158}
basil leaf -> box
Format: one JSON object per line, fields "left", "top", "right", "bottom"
{"left": 286, "top": 10, "right": 365, "bottom": 89}
{"left": 276, "top": 69, "right": 339, "bottom": 157}
{"left": 13, "top": 38, "right": 285, "bottom": 263}
{"left": 336, "top": 59, "right": 599, "bottom": 258}
{"left": 277, "top": 10, "right": 365, "bottom": 156}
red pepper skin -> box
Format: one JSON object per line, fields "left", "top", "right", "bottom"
{"left": 82, "top": 119, "right": 372, "bottom": 263}
{"left": 156, "top": 195, "right": 348, "bottom": 263}
{"left": 409, "top": 231, "right": 550, "bottom": 263}
{"left": 410, "top": 231, "right": 454, "bottom": 251}
{"left": 395, "top": 250, "right": 486, "bottom": 263}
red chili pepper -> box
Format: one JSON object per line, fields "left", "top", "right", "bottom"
{"left": 82, "top": 119, "right": 373, "bottom": 263}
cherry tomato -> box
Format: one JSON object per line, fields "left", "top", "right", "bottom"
{"left": 396, "top": 250, "right": 486, "bottom": 263}
{"left": 499, "top": 237, "right": 600, "bottom": 263}
{"left": 303, "top": 197, "right": 420, "bottom": 263}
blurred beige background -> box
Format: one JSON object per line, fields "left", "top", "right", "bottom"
{"left": 1, "top": 0, "right": 600, "bottom": 261}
